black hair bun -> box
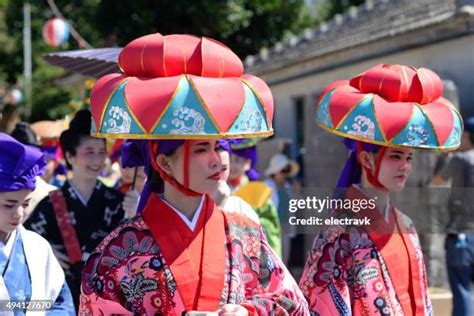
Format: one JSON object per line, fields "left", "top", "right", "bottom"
{"left": 68, "top": 109, "right": 92, "bottom": 135}
{"left": 60, "top": 109, "right": 94, "bottom": 169}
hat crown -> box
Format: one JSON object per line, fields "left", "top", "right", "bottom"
{"left": 349, "top": 64, "right": 443, "bottom": 104}
{"left": 118, "top": 33, "right": 244, "bottom": 79}
{"left": 0, "top": 133, "right": 46, "bottom": 192}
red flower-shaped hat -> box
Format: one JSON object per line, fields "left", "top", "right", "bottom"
{"left": 90, "top": 33, "right": 274, "bottom": 140}
{"left": 315, "top": 64, "right": 463, "bottom": 150}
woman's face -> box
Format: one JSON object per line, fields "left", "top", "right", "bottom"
{"left": 67, "top": 137, "right": 106, "bottom": 181}
{"left": 229, "top": 154, "right": 251, "bottom": 180}
{"left": 0, "top": 189, "right": 32, "bottom": 234}
{"left": 376, "top": 147, "right": 413, "bottom": 191}
{"left": 219, "top": 150, "right": 230, "bottom": 181}
{"left": 120, "top": 165, "right": 147, "bottom": 193}
{"left": 162, "top": 140, "right": 223, "bottom": 195}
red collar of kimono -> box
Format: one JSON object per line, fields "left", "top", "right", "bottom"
{"left": 142, "top": 194, "right": 225, "bottom": 312}
{"left": 149, "top": 140, "right": 201, "bottom": 197}
{"left": 356, "top": 142, "right": 387, "bottom": 190}
{"left": 347, "top": 186, "right": 425, "bottom": 315}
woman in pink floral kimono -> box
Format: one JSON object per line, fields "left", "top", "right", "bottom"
{"left": 299, "top": 64, "right": 463, "bottom": 315}
{"left": 79, "top": 33, "right": 307, "bottom": 315}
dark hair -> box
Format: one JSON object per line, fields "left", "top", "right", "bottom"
{"left": 146, "top": 144, "right": 179, "bottom": 194}
{"left": 10, "top": 122, "right": 39, "bottom": 147}
{"left": 148, "top": 168, "right": 164, "bottom": 194}
{"left": 60, "top": 109, "right": 104, "bottom": 169}
{"left": 0, "top": 104, "right": 21, "bottom": 133}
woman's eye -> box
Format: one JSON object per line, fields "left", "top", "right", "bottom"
{"left": 389, "top": 155, "right": 401, "bottom": 160}
{"left": 3, "top": 205, "right": 14, "bottom": 209}
{"left": 195, "top": 148, "right": 206, "bottom": 154}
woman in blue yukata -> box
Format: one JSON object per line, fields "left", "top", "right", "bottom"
{"left": 0, "top": 132, "right": 74, "bottom": 315}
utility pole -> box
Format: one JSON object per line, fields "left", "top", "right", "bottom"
{"left": 23, "top": 3, "right": 32, "bottom": 119}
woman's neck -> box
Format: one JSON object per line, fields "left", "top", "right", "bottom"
{"left": 0, "top": 231, "right": 12, "bottom": 244}
{"left": 163, "top": 183, "right": 202, "bottom": 221}
{"left": 70, "top": 176, "right": 97, "bottom": 202}
{"left": 360, "top": 174, "right": 390, "bottom": 214}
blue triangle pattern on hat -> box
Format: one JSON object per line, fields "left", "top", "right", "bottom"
{"left": 91, "top": 118, "right": 97, "bottom": 133}
{"left": 228, "top": 83, "right": 268, "bottom": 134}
{"left": 391, "top": 105, "right": 438, "bottom": 148}
{"left": 153, "top": 77, "right": 219, "bottom": 136}
{"left": 316, "top": 89, "right": 335, "bottom": 128}
{"left": 336, "top": 95, "right": 385, "bottom": 143}
{"left": 100, "top": 82, "right": 144, "bottom": 135}
{"left": 442, "top": 108, "right": 463, "bottom": 148}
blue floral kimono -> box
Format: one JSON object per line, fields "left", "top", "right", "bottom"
{"left": 0, "top": 227, "right": 75, "bottom": 315}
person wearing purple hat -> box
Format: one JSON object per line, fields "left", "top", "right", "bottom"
{"left": 209, "top": 140, "right": 260, "bottom": 224}
{"left": 118, "top": 143, "right": 147, "bottom": 194}
{"left": 0, "top": 133, "right": 75, "bottom": 314}
{"left": 10, "top": 122, "right": 58, "bottom": 222}
{"left": 227, "top": 139, "right": 282, "bottom": 258}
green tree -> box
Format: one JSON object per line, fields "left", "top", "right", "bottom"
{"left": 2, "top": 0, "right": 314, "bottom": 121}
{"left": 312, "top": 0, "right": 365, "bottom": 23}
{"left": 94, "top": 0, "right": 313, "bottom": 58}
{"left": 0, "top": 0, "right": 16, "bottom": 84}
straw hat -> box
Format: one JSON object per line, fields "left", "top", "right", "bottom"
{"left": 264, "top": 153, "right": 299, "bottom": 177}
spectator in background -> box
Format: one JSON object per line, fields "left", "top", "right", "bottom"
{"left": 24, "top": 110, "right": 138, "bottom": 309}
{"left": 432, "top": 116, "right": 474, "bottom": 316}
{"left": 210, "top": 140, "right": 260, "bottom": 224}
{"left": 30, "top": 119, "right": 68, "bottom": 187}
{"left": 228, "top": 140, "right": 283, "bottom": 257}
{"left": 263, "top": 153, "right": 300, "bottom": 263}
{"left": 116, "top": 158, "right": 147, "bottom": 194}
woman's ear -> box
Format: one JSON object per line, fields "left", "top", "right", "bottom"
{"left": 156, "top": 154, "right": 173, "bottom": 175}
{"left": 358, "top": 150, "right": 375, "bottom": 171}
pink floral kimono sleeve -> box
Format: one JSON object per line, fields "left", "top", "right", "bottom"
{"left": 299, "top": 224, "right": 432, "bottom": 316}
{"left": 235, "top": 226, "right": 309, "bottom": 315}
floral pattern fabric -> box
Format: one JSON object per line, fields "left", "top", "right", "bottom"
{"left": 80, "top": 206, "right": 308, "bottom": 315}
{"left": 299, "top": 206, "right": 432, "bottom": 316}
